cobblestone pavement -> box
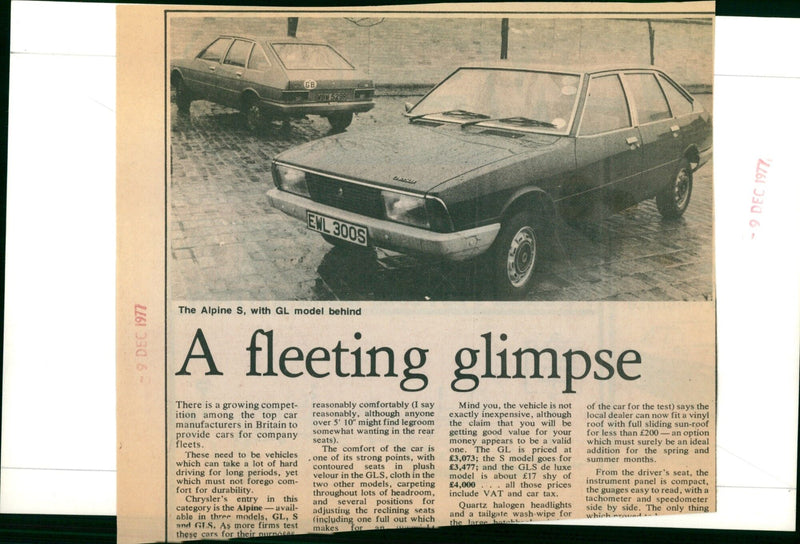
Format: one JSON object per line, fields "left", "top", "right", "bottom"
{"left": 169, "top": 95, "right": 713, "bottom": 301}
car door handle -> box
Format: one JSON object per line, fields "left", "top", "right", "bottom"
{"left": 235, "top": 71, "right": 243, "bottom": 77}
{"left": 626, "top": 136, "right": 640, "bottom": 147}
{"left": 208, "top": 65, "right": 216, "bottom": 71}
{"left": 670, "top": 124, "right": 680, "bottom": 132}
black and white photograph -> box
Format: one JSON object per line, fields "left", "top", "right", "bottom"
{"left": 8, "top": 2, "right": 800, "bottom": 542}
{"left": 168, "top": 13, "right": 713, "bottom": 301}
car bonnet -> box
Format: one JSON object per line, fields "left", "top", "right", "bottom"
{"left": 273, "top": 122, "right": 560, "bottom": 193}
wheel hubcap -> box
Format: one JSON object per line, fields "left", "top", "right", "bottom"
{"left": 674, "top": 168, "right": 690, "bottom": 208}
{"left": 506, "top": 226, "right": 536, "bottom": 287}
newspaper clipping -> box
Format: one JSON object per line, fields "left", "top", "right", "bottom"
{"left": 117, "top": 3, "right": 716, "bottom": 542}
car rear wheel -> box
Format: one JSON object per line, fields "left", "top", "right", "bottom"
{"left": 656, "top": 158, "right": 693, "bottom": 219}
{"left": 327, "top": 112, "right": 353, "bottom": 132}
{"left": 242, "top": 96, "right": 264, "bottom": 133}
{"left": 491, "top": 211, "right": 539, "bottom": 298}
{"left": 173, "top": 77, "right": 191, "bottom": 114}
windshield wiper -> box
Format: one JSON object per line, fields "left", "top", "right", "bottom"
{"left": 408, "top": 109, "right": 490, "bottom": 121}
{"left": 460, "top": 116, "right": 557, "bottom": 129}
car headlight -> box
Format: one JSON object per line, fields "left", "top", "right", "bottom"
{"left": 381, "top": 191, "right": 430, "bottom": 229}
{"left": 274, "top": 164, "right": 310, "bottom": 197}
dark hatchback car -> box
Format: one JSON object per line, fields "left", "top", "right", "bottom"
{"left": 267, "top": 65, "right": 712, "bottom": 297}
{"left": 170, "top": 35, "right": 375, "bottom": 131}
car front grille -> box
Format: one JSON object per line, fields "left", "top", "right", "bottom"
{"left": 306, "top": 174, "right": 384, "bottom": 219}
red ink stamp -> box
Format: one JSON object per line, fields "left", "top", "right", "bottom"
{"left": 750, "top": 158, "right": 771, "bottom": 239}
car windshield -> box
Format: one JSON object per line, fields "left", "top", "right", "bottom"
{"left": 410, "top": 68, "right": 581, "bottom": 132}
{"left": 271, "top": 43, "right": 353, "bottom": 70}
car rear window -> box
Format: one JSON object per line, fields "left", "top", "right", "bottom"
{"left": 271, "top": 43, "right": 353, "bottom": 70}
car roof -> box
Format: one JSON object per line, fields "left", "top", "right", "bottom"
{"left": 454, "top": 63, "right": 671, "bottom": 77}
{"left": 216, "top": 34, "right": 331, "bottom": 46}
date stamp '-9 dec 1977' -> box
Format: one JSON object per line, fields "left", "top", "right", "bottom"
{"left": 749, "top": 158, "right": 771, "bottom": 239}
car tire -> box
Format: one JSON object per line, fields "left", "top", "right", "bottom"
{"left": 327, "top": 112, "right": 353, "bottom": 132}
{"left": 656, "top": 158, "right": 693, "bottom": 219}
{"left": 242, "top": 96, "right": 264, "bottom": 133}
{"left": 173, "top": 77, "right": 191, "bottom": 114}
{"left": 491, "top": 211, "right": 539, "bottom": 298}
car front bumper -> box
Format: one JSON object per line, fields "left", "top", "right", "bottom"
{"left": 260, "top": 99, "right": 375, "bottom": 117}
{"left": 267, "top": 189, "right": 500, "bottom": 261}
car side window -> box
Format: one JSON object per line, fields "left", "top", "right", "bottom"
{"left": 657, "top": 74, "right": 693, "bottom": 117}
{"left": 625, "top": 73, "right": 671, "bottom": 123}
{"left": 199, "top": 38, "right": 232, "bottom": 63}
{"left": 248, "top": 44, "right": 271, "bottom": 71}
{"left": 579, "top": 75, "right": 631, "bottom": 136}
{"left": 223, "top": 39, "right": 253, "bottom": 68}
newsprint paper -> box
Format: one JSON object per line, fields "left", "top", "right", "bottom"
{"left": 117, "top": 3, "right": 716, "bottom": 542}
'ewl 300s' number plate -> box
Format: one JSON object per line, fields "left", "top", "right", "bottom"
{"left": 307, "top": 211, "right": 368, "bottom": 246}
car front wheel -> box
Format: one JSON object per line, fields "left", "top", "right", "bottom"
{"left": 656, "top": 158, "right": 693, "bottom": 219}
{"left": 327, "top": 112, "right": 353, "bottom": 132}
{"left": 491, "top": 211, "right": 539, "bottom": 298}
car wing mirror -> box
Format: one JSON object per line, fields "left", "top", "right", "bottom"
{"left": 404, "top": 102, "right": 414, "bottom": 113}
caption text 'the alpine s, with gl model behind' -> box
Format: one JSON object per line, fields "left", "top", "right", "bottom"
{"left": 267, "top": 65, "right": 712, "bottom": 297}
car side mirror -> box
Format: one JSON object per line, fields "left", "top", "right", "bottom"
{"left": 404, "top": 102, "right": 414, "bottom": 113}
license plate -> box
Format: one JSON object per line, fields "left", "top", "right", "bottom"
{"left": 316, "top": 92, "right": 345, "bottom": 102}
{"left": 306, "top": 211, "right": 368, "bottom": 246}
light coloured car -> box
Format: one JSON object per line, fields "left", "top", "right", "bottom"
{"left": 170, "top": 35, "right": 374, "bottom": 131}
